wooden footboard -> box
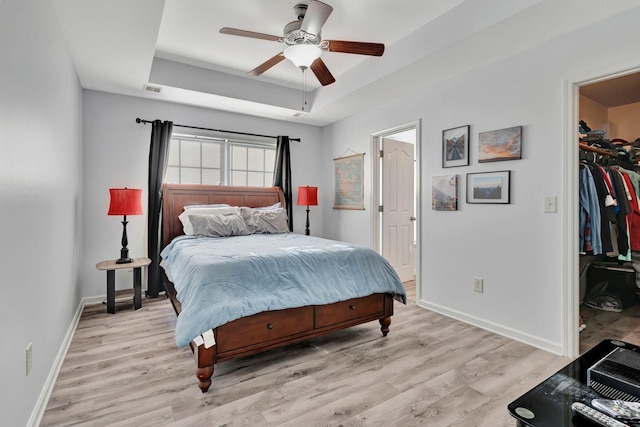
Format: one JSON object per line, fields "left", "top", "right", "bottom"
{"left": 167, "top": 280, "right": 394, "bottom": 392}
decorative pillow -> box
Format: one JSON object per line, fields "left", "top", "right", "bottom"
{"left": 256, "top": 202, "right": 282, "bottom": 210}
{"left": 240, "top": 206, "right": 289, "bottom": 234}
{"left": 188, "top": 213, "right": 250, "bottom": 238}
{"left": 184, "top": 203, "right": 231, "bottom": 209}
{"left": 179, "top": 206, "right": 239, "bottom": 235}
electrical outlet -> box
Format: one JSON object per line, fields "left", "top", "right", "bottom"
{"left": 26, "top": 343, "right": 32, "bottom": 376}
{"left": 544, "top": 196, "right": 557, "bottom": 213}
{"left": 473, "top": 277, "right": 484, "bottom": 293}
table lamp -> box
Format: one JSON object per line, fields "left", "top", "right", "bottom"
{"left": 108, "top": 188, "right": 143, "bottom": 264}
{"left": 297, "top": 186, "right": 318, "bottom": 235}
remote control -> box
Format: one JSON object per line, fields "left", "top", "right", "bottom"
{"left": 592, "top": 399, "right": 640, "bottom": 421}
{"left": 571, "top": 402, "right": 630, "bottom": 427}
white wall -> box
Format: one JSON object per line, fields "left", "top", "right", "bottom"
{"left": 81, "top": 91, "right": 324, "bottom": 297}
{"left": 608, "top": 101, "right": 640, "bottom": 142}
{"left": 579, "top": 95, "right": 640, "bottom": 142}
{"left": 323, "top": 6, "right": 640, "bottom": 353}
{"left": 0, "top": 0, "right": 83, "bottom": 425}
{"left": 579, "top": 94, "right": 609, "bottom": 134}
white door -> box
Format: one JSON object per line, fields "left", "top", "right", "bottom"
{"left": 382, "top": 138, "right": 415, "bottom": 282}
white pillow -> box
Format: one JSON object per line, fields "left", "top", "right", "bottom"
{"left": 179, "top": 206, "right": 239, "bottom": 235}
{"left": 240, "top": 207, "right": 289, "bottom": 234}
{"left": 184, "top": 203, "right": 231, "bottom": 209}
{"left": 189, "top": 213, "right": 250, "bottom": 238}
{"left": 256, "top": 202, "right": 282, "bottom": 210}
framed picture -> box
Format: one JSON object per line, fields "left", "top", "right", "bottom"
{"left": 442, "top": 125, "right": 470, "bottom": 168}
{"left": 432, "top": 175, "right": 458, "bottom": 211}
{"left": 333, "top": 153, "right": 365, "bottom": 210}
{"left": 478, "top": 126, "right": 522, "bottom": 162}
{"left": 467, "top": 170, "right": 511, "bottom": 204}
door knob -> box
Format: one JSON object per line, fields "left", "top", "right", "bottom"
{"left": 410, "top": 216, "right": 416, "bottom": 221}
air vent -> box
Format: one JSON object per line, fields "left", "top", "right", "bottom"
{"left": 143, "top": 84, "right": 162, "bottom": 94}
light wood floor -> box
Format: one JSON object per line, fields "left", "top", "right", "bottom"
{"left": 579, "top": 300, "right": 640, "bottom": 353}
{"left": 43, "top": 282, "right": 633, "bottom": 427}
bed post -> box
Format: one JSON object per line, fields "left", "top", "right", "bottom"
{"left": 379, "top": 294, "right": 394, "bottom": 336}
{"left": 379, "top": 317, "right": 391, "bottom": 336}
{"left": 192, "top": 342, "right": 216, "bottom": 393}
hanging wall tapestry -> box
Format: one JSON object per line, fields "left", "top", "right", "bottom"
{"left": 333, "top": 153, "right": 365, "bottom": 210}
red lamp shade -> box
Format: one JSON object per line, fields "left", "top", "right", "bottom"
{"left": 297, "top": 186, "right": 318, "bottom": 206}
{"left": 108, "top": 188, "right": 143, "bottom": 216}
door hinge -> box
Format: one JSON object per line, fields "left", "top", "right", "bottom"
{"left": 378, "top": 205, "right": 384, "bottom": 212}
{"left": 379, "top": 150, "right": 383, "bottom": 158}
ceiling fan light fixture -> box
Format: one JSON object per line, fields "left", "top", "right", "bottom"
{"left": 284, "top": 45, "right": 321, "bottom": 69}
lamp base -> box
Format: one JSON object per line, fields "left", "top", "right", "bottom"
{"left": 116, "top": 242, "right": 131, "bottom": 264}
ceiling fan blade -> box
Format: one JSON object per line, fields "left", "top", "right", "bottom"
{"left": 310, "top": 57, "right": 335, "bottom": 86}
{"left": 323, "top": 40, "right": 385, "bottom": 56}
{"left": 248, "top": 53, "right": 286, "bottom": 76}
{"left": 219, "top": 27, "right": 280, "bottom": 42}
{"left": 301, "top": 1, "right": 333, "bottom": 36}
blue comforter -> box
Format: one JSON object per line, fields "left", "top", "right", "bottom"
{"left": 160, "top": 233, "right": 406, "bottom": 347}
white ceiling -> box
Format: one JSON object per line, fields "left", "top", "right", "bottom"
{"left": 52, "top": 0, "right": 640, "bottom": 126}
{"left": 155, "top": 0, "right": 464, "bottom": 89}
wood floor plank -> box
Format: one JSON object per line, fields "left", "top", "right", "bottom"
{"left": 108, "top": 407, "right": 175, "bottom": 427}
{"left": 41, "top": 281, "right": 640, "bottom": 426}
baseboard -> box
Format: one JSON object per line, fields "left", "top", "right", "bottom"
{"left": 417, "top": 298, "right": 563, "bottom": 356}
{"left": 27, "top": 296, "right": 98, "bottom": 427}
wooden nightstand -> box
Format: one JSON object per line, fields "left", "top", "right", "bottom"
{"left": 96, "top": 257, "right": 151, "bottom": 314}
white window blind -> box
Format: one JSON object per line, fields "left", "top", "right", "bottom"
{"left": 165, "top": 134, "right": 276, "bottom": 186}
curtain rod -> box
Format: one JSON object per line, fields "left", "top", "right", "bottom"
{"left": 135, "top": 118, "right": 300, "bottom": 142}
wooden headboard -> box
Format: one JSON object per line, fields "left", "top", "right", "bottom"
{"left": 162, "top": 184, "right": 286, "bottom": 248}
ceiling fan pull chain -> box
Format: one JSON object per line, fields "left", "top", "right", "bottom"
{"left": 302, "top": 69, "right": 307, "bottom": 111}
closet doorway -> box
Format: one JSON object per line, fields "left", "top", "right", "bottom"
{"left": 577, "top": 71, "right": 640, "bottom": 354}
{"left": 372, "top": 121, "right": 421, "bottom": 301}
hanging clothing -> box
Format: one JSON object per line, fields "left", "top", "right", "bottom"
{"left": 578, "top": 155, "right": 640, "bottom": 259}
{"left": 609, "top": 168, "right": 631, "bottom": 260}
{"left": 620, "top": 170, "right": 640, "bottom": 251}
{"left": 588, "top": 164, "right": 614, "bottom": 254}
{"left": 579, "top": 164, "right": 602, "bottom": 254}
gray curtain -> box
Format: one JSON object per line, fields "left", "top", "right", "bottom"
{"left": 273, "top": 136, "right": 293, "bottom": 231}
{"left": 147, "top": 120, "right": 173, "bottom": 297}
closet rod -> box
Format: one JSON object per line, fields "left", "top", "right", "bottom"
{"left": 579, "top": 142, "right": 618, "bottom": 158}
{"left": 135, "top": 118, "right": 300, "bottom": 142}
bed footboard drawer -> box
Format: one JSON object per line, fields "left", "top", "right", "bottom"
{"left": 216, "top": 306, "right": 314, "bottom": 352}
{"left": 315, "top": 294, "right": 385, "bottom": 328}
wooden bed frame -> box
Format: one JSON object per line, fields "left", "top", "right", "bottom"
{"left": 161, "top": 183, "right": 395, "bottom": 392}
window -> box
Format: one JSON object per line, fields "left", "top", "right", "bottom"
{"left": 165, "top": 134, "right": 276, "bottom": 186}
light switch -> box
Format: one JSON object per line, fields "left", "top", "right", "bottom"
{"left": 544, "top": 196, "right": 557, "bottom": 213}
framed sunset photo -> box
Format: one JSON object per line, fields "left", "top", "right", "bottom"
{"left": 478, "top": 126, "right": 522, "bottom": 163}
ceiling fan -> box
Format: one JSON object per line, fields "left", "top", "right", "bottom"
{"left": 219, "top": 0, "right": 385, "bottom": 86}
